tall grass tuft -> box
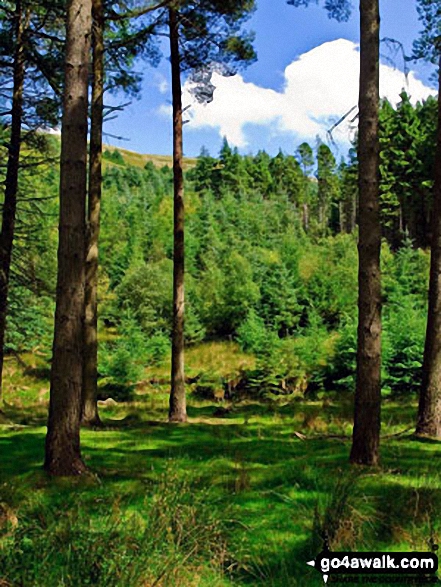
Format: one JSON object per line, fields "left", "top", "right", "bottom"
{"left": 0, "top": 472, "right": 233, "bottom": 586}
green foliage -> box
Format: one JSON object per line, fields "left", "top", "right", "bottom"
{"left": 237, "top": 310, "right": 277, "bottom": 356}
{"left": 115, "top": 260, "right": 173, "bottom": 336}
{"left": 287, "top": 0, "right": 352, "bottom": 23}
{"left": 315, "top": 142, "right": 340, "bottom": 234}
{"left": 323, "top": 316, "right": 357, "bottom": 392}
{"left": 297, "top": 235, "right": 358, "bottom": 329}
{"left": 292, "top": 316, "right": 337, "bottom": 392}
{"left": 4, "top": 131, "right": 435, "bottom": 400}
{"left": 0, "top": 473, "right": 230, "bottom": 587}
{"left": 382, "top": 240, "right": 429, "bottom": 395}
{"left": 5, "top": 286, "right": 53, "bottom": 356}
{"left": 172, "top": 0, "right": 257, "bottom": 75}
{"left": 144, "top": 331, "right": 171, "bottom": 364}
{"left": 379, "top": 93, "right": 435, "bottom": 248}
{"left": 413, "top": 0, "right": 441, "bottom": 65}
{"left": 382, "top": 296, "right": 426, "bottom": 395}
{"left": 103, "top": 149, "right": 126, "bottom": 165}
{"left": 99, "top": 316, "right": 148, "bottom": 400}
{"left": 236, "top": 313, "right": 337, "bottom": 398}
{"left": 345, "top": 94, "right": 436, "bottom": 248}
{"left": 324, "top": 241, "right": 430, "bottom": 395}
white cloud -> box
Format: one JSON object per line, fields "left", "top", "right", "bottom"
{"left": 154, "top": 73, "right": 169, "bottom": 95}
{"left": 181, "top": 39, "right": 436, "bottom": 148}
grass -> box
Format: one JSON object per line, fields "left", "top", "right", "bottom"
{"left": 102, "top": 146, "right": 198, "bottom": 170}
{"left": 1, "top": 348, "right": 441, "bottom": 586}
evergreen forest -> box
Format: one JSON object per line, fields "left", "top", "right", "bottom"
{"left": 1, "top": 0, "right": 441, "bottom": 585}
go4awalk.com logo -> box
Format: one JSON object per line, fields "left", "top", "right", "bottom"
{"left": 307, "top": 548, "right": 439, "bottom": 584}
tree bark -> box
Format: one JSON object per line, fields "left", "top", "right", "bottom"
{"left": 416, "top": 56, "right": 441, "bottom": 438}
{"left": 82, "top": 0, "right": 104, "bottom": 427}
{"left": 168, "top": 5, "right": 187, "bottom": 422}
{"left": 302, "top": 203, "right": 309, "bottom": 233}
{"left": 0, "top": 0, "right": 26, "bottom": 406}
{"left": 44, "top": 0, "right": 92, "bottom": 476}
{"left": 350, "top": 0, "right": 381, "bottom": 466}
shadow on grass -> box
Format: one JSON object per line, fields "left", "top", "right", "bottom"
{"left": 1, "top": 398, "right": 441, "bottom": 586}
{"left": 23, "top": 364, "right": 51, "bottom": 381}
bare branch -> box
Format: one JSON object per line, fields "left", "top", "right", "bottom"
{"left": 102, "top": 131, "right": 130, "bottom": 141}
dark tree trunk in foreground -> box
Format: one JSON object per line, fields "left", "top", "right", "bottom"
{"left": 0, "top": 0, "right": 26, "bottom": 406}
{"left": 168, "top": 5, "right": 187, "bottom": 422}
{"left": 82, "top": 0, "right": 104, "bottom": 427}
{"left": 416, "top": 56, "right": 441, "bottom": 438}
{"left": 350, "top": 0, "right": 381, "bottom": 466}
{"left": 44, "top": 0, "right": 92, "bottom": 475}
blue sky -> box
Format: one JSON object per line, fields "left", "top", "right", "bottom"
{"left": 104, "top": 0, "right": 437, "bottom": 159}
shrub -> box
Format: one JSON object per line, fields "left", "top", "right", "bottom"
{"left": 99, "top": 316, "right": 148, "bottom": 401}
{"left": 322, "top": 316, "right": 357, "bottom": 392}
{"left": 291, "top": 314, "right": 338, "bottom": 391}
{"left": 103, "top": 149, "right": 126, "bottom": 166}
{"left": 298, "top": 235, "right": 358, "bottom": 329}
{"left": 115, "top": 260, "right": 173, "bottom": 336}
{"left": 115, "top": 261, "right": 205, "bottom": 344}
{"left": 144, "top": 331, "right": 170, "bottom": 364}
{"left": 236, "top": 310, "right": 277, "bottom": 356}
{"left": 382, "top": 296, "right": 426, "bottom": 395}
{"left": 6, "top": 286, "right": 53, "bottom": 356}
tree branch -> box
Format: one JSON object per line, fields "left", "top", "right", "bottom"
{"left": 107, "top": 0, "right": 171, "bottom": 22}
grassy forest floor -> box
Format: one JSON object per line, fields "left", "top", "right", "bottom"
{"left": 0, "top": 344, "right": 440, "bottom": 586}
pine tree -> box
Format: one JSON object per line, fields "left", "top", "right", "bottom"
{"left": 288, "top": 0, "right": 382, "bottom": 466}
{"left": 350, "top": 0, "right": 381, "bottom": 465}
{"left": 0, "top": 0, "right": 62, "bottom": 406}
{"left": 81, "top": 0, "right": 161, "bottom": 426}
{"left": 168, "top": 4, "right": 187, "bottom": 422}
{"left": 296, "top": 142, "right": 314, "bottom": 232}
{"left": 338, "top": 149, "right": 358, "bottom": 234}
{"left": 82, "top": 0, "right": 104, "bottom": 427}
{"left": 0, "top": 0, "right": 27, "bottom": 408}
{"left": 162, "top": 0, "right": 256, "bottom": 422}
{"left": 44, "top": 0, "right": 92, "bottom": 475}
{"left": 414, "top": 0, "right": 441, "bottom": 437}
{"left": 316, "top": 142, "right": 340, "bottom": 234}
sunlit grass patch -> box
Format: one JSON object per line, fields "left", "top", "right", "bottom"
{"left": 1, "top": 356, "right": 440, "bottom": 586}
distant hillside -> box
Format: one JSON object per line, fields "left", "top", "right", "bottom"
{"left": 103, "top": 145, "right": 197, "bottom": 170}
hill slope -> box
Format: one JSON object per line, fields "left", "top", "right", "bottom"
{"left": 103, "top": 145, "right": 197, "bottom": 170}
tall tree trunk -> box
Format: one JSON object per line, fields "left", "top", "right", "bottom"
{"left": 168, "top": 5, "right": 187, "bottom": 422}
{"left": 302, "top": 203, "right": 309, "bottom": 233}
{"left": 44, "top": 0, "right": 92, "bottom": 475}
{"left": 338, "top": 201, "right": 343, "bottom": 233}
{"left": 0, "top": 0, "right": 26, "bottom": 407}
{"left": 342, "top": 193, "right": 355, "bottom": 233}
{"left": 350, "top": 0, "right": 381, "bottom": 466}
{"left": 82, "top": 0, "right": 104, "bottom": 427}
{"left": 416, "top": 56, "right": 441, "bottom": 438}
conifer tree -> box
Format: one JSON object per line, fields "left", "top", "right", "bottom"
{"left": 168, "top": 3, "right": 187, "bottom": 421}
{"left": 81, "top": 0, "right": 162, "bottom": 426}
{"left": 44, "top": 0, "right": 92, "bottom": 475}
{"left": 349, "top": 0, "right": 381, "bottom": 465}
{"left": 287, "top": 0, "right": 382, "bottom": 465}
{"left": 316, "top": 142, "right": 339, "bottom": 233}
{"left": 161, "top": 0, "right": 256, "bottom": 422}
{"left": 0, "top": 0, "right": 27, "bottom": 408}
{"left": 414, "top": 0, "right": 441, "bottom": 438}
{"left": 82, "top": 0, "right": 104, "bottom": 427}
{"left": 0, "top": 0, "right": 63, "bottom": 407}
{"left": 296, "top": 142, "right": 314, "bottom": 232}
